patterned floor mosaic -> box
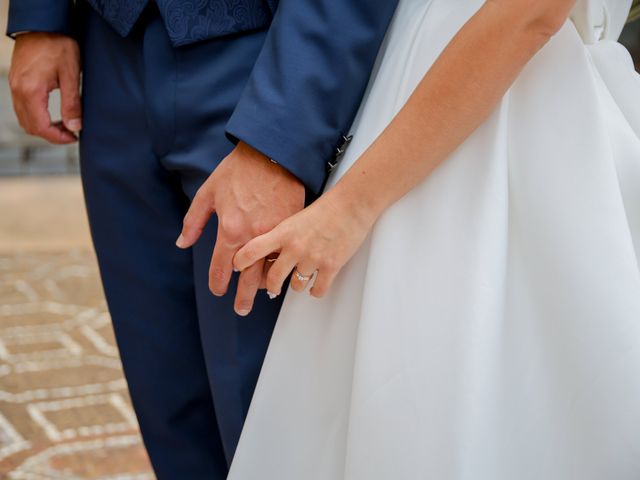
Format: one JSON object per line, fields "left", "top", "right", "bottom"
{"left": 0, "top": 250, "right": 154, "bottom": 479}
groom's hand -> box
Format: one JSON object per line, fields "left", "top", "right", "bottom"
{"left": 9, "top": 33, "right": 82, "bottom": 144}
{"left": 177, "top": 142, "right": 306, "bottom": 316}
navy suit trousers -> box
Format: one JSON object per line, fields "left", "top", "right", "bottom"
{"left": 79, "top": 7, "right": 283, "bottom": 478}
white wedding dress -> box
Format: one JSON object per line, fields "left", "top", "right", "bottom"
{"left": 229, "top": 0, "right": 640, "bottom": 478}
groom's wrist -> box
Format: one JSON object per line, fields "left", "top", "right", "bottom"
{"left": 225, "top": 107, "right": 329, "bottom": 195}
{"left": 235, "top": 141, "right": 302, "bottom": 186}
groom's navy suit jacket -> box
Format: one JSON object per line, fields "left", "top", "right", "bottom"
{"left": 7, "top": 0, "right": 398, "bottom": 193}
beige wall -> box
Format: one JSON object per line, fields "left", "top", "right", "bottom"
{"left": 0, "top": 2, "right": 12, "bottom": 73}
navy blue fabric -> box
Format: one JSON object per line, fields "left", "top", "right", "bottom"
{"left": 225, "top": 0, "right": 400, "bottom": 192}
{"left": 82, "top": 0, "right": 149, "bottom": 38}
{"left": 8, "top": 0, "right": 273, "bottom": 46}
{"left": 86, "top": 0, "right": 273, "bottom": 46}
{"left": 7, "top": 0, "right": 75, "bottom": 37}
{"left": 7, "top": 0, "right": 272, "bottom": 46}
{"left": 7, "top": 0, "right": 399, "bottom": 192}
{"left": 79, "top": 8, "right": 281, "bottom": 477}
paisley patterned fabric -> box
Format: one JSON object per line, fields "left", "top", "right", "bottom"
{"left": 84, "top": 0, "right": 148, "bottom": 37}
{"left": 85, "top": 0, "right": 275, "bottom": 46}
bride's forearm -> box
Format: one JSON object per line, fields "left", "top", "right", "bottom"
{"left": 329, "top": 0, "right": 576, "bottom": 223}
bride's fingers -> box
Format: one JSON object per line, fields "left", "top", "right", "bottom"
{"left": 290, "top": 260, "right": 317, "bottom": 293}
{"left": 234, "top": 231, "right": 282, "bottom": 271}
{"left": 234, "top": 259, "right": 264, "bottom": 316}
{"left": 309, "top": 268, "right": 338, "bottom": 298}
{"left": 265, "top": 253, "right": 298, "bottom": 298}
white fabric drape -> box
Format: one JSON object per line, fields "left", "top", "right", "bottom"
{"left": 230, "top": 1, "right": 640, "bottom": 478}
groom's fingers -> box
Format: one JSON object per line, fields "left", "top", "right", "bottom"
{"left": 177, "top": 189, "right": 215, "bottom": 248}
{"left": 265, "top": 253, "right": 298, "bottom": 297}
{"left": 234, "top": 260, "right": 264, "bottom": 316}
{"left": 208, "top": 236, "right": 236, "bottom": 296}
{"left": 260, "top": 260, "right": 272, "bottom": 289}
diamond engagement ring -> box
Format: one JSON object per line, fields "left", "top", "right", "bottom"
{"left": 293, "top": 268, "right": 312, "bottom": 282}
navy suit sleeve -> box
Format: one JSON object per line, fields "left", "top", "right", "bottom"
{"left": 225, "top": 0, "right": 399, "bottom": 194}
{"left": 6, "top": 1, "right": 75, "bottom": 37}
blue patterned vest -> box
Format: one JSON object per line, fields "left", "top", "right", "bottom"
{"left": 85, "top": 0, "right": 278, "bottom": 46}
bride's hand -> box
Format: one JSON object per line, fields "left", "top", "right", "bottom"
{"left": 233, "top": 189, "right": 376, "bottom": 299}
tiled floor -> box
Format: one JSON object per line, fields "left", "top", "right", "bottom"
{"left": 0, "top": 177, "right": 154, "bottom": 479}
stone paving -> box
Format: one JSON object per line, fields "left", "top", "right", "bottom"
{"left": 0, "top": 178, "right": 154, "bottom": 479}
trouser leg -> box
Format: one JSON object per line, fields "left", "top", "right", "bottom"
{"left": 80, "top": 4, "right": 286, "bottom": 474}
{"left": 80, "top": 9, "right": 229, "bottom": 478}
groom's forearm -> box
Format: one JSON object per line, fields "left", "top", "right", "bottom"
{"left": 225, "top": 0, "right": 399, "bottom": 195}
{"left": 7, "top": 0, "right": 75, "bottom": 38}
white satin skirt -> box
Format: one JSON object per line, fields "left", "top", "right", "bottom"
{"left": 229, "top": 0, "right": 640, "bottom": 478}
